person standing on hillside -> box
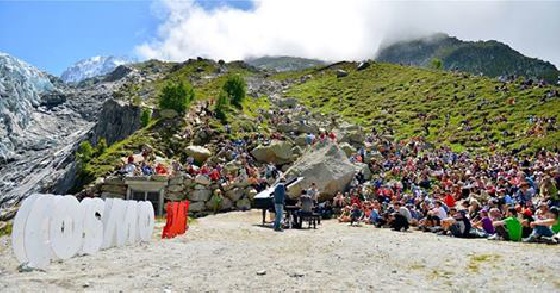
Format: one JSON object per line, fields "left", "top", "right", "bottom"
{"left": 274, "top": 177, "right": 286, "bottom": 232}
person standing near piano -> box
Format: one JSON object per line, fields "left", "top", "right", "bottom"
{"left": 274, "top": 177, "right": 287, "bottom": 232}
{"left": 307, "top": 183, "right": 319, "bottom": 206}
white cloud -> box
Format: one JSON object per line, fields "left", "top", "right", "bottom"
{"left": 136, "top": 0, "right": 560, "bottom": 67}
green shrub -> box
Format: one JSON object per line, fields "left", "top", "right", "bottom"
{"left": 158, "top": 81, "right": 195, "bottom": 114}
{"left": 214, "top": 90, "right": 228, "bottom": 124}
{"left": 140, "top": 108, "right": 152, "bottom": 127}
{"left": 96, "top": 138, "right": 108, "bottom": 156}
{"left": 223, "top": 75, "right": 246, "bottom": 108}
{"left": 78, "top": 141, "right": 94, "bottom": 162}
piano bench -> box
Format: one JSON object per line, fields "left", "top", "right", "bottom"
{"left": 301, "top": 214, "right": 321, "bottom": 229}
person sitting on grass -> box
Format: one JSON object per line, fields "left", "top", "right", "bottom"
{"left": 338, "top": 206, "right": 351, "bottom": 222}
{"left": 490, "top": 207, "right": 522, "bottom": 241}
{"left": 524, "top": 206, "right": 560, "bottom": 242}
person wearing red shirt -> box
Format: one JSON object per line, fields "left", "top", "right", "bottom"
{"left": 209, "top": 169, "right": 220, "bottom": 182}
{"left": 155, "top": 164, "right": 167, "bottom": 175}
{"left": 443, "top": 192, "right": 456, "bottom": 209}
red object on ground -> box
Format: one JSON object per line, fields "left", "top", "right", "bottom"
{"left": 162, "top": 202, "right": 177, "bottom": 239}
{"left": 162, "top": 200, "right": 190, "bottom": 239}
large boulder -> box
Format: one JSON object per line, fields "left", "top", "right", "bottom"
{"left": 160, "top": 109, "right": 178, "bottom": 119}
{"left": 186, "top": 145, "right": 212, "bottom": 163}
{"left": 167, "top": 184, "right": 184, "bottom": 193}
{"left": 169, "top": 176, "right": 184, "bottom": 185}
{"left": 285, "top": 144, "right": 362, "bottom": 201}
{"left": 355, "top": 163, "right": 372, "bottom": 180}
{"left": 251, "top": 140, "right": 294, "bottom": 165}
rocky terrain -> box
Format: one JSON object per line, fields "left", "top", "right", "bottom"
{"left": 0, "top": 211, "right": 557, "bottom": 291}
{"left": 0, "top": 53, "right": 146, "bottom": 220}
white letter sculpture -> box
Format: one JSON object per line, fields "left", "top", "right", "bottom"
{"left": 11, "top": 194, "right": 154, "bottom": 270}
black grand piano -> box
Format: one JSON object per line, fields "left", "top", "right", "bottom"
{"left": 252, "top": 176, "right": 303, "bottom": 226}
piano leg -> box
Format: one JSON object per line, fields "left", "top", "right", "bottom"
{"left": 262, "top": 209, "right": 266, "bottom": 226}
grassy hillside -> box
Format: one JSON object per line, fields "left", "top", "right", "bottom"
{"left": 376, "top": 34, "right": 559, "bottom": 83}
{"left": 76, "top": 58, "right": 559, "bottom": 189}
{"left": 75, "top": 60, "right": 270, "bottom": 186}
{"left": 283, "top": 61, "right": 560, "bottom": 153}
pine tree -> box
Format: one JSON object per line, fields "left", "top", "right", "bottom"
{"left": 223, "top": 75, "right": 246, "bottom": 108}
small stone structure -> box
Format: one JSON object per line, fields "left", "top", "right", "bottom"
{"left": 95, "top": 174, "right": 259, "bottom": 216}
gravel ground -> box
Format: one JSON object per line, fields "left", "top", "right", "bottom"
{"left": 0, "top": 210, "right": 558, "bottom": 292}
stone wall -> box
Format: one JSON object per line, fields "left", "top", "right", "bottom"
{"left": 93, "top": 174, "right": 259, "bottom": 215}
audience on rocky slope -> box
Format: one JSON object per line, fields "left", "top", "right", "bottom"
{"left": 100, "top": 90, "right": 560, "bottom": 244}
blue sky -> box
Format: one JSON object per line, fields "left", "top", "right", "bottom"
{"left": 0, "top": 0, "right": 252, "bottom": 75}
{"left": 1, "top": 1, "right": 559, "bottom": 75}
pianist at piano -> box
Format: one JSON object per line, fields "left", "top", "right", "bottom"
{"left": 253, "top": 176, "right": 305, "bottom": 229}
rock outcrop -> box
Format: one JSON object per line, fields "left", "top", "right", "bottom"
{"left": 251, "top": 140, "right": 295, "bottom": 165}
{"left": 90, "top": 99, "right": 142, "bottom": 146}
{"left": 285, "top": 144, "right": 362, "bottom": 200}
{"left": 185, "top": 145, "right": 212, "bottom": 163}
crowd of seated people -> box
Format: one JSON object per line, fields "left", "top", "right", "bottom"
{"left": 330, "top": 128, "right": 560, "bottom": 244}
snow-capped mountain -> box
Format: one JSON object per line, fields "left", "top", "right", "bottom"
{"left": 60, "top": 55, "right": 134, "bottom": 83}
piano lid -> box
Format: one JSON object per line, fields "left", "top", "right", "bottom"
{"left": 253, "top": 176, "right": 304, "bottom": 199}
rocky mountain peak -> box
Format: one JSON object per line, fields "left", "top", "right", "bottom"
{"left": 60, "top": 55, "right": 135, "bottom": 83}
